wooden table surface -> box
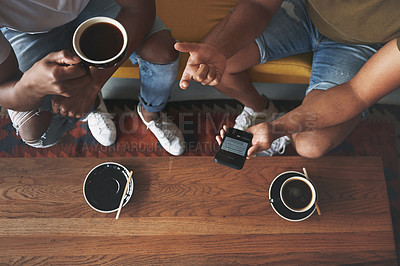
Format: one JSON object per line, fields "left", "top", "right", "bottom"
{"left": 0, "top": 156, "right": 396, "bottom": 264}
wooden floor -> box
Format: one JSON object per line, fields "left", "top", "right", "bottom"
{"left": 0, "top": 156, "right": 397, "bottom": 264}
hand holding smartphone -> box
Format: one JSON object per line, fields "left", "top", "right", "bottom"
{"left": 214, "top": 127, "right": 253, "bottom": 170}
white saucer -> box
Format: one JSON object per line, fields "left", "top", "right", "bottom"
{"left": 269, "top": 171, "right": 316, "bottom": 222}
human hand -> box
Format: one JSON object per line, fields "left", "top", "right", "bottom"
{"left": 245, "top": 123, "right": 276, "bottom": 158}
{"left": 174, "top": 42, "right": 227, "bottom": 89}
{"left": 51, "top": 89, "right": 97, "bottom": 118}
{"left": 215, "top": 123, "right": 280, "bottom": 159}
{"left": 215, "top": 123, "right": 274, "bottom": 159}
{"left": 215, "top": 124, "right": 228, "bottom": 146}
{"left": 19, "top": 50, "right": 91, "bottom": 98}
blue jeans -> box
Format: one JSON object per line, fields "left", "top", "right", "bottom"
{"left": 255, "top": 0, "right": 383, "bottom": 101}
{"left": 1, "top": 0, "right": 178, "bottom": 147}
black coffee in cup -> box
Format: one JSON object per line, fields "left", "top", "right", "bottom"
{"left": 281, "top": 179, "right": 312, "bottom": 210}
{"left": 73, "top": 17, "right": 128, "bottom": 68}
{"left": 79, "top": 22, "right": 123, "bottom": 61}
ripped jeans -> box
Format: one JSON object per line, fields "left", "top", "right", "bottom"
{"left": 254, "top": 0, "right": 383, "bottom": 118}
{"left": 1, "top": 0, "right": 178, "bottom": 148}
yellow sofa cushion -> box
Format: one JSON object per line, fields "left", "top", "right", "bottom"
{"left": 112, "top": 0, "right": 312, "bottom": 84}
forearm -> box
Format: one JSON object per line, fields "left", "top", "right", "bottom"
{"left": 271, "top": 83, "right": 367, "bottom": 137}
{"left": 0, "top": 53, "right": 45, "bottom": 111}
{"left": 0, "top": 79, "right": 46, "bottom": 111}
{"left": 201, "top": 0, "right": 282, "bottom": 58}
{"left": 271, "top": 39, "right": 400, "bottom": 138}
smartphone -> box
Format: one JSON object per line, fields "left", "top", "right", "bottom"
{"left": 214, "top": 127, "right": 253, "bottom": 170}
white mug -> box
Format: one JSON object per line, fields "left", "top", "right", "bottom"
{"left": 73, "top": 17, "right": 128, "bottom": 68}
{"left": 280, "top": 176, "right": 316, "bottom": 213}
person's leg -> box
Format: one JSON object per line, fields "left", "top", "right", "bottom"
{"left": 291, "top": 39, "right": 383, "bottom": 158}
{"left": 292, "top": 90, "right": 360, "bottom": 158}
{"left": 135, "top": 28, "right": 179, "bottom": 122}
{"left": 217, "top": 0, "right": 317, "bottom": 130}
{"left": 7, "top": 109, "right": 52, "bottom": 147}
{"left": 129, "top": 17, "right": 184, "bottom": 156}
{"left": 1, "top": 0, "right": 122, "bottom": 147}
{"left": 1, "top": 24, "right": 79, "bottom": 147}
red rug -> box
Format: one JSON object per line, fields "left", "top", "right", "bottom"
{"left": 0, "top": 100, "right": 397, "bottom": 160}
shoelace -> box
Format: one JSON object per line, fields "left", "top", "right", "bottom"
{"left": 90, "top": 112, "right": 114, "bottom": 130}
{"left": 270, "top": 137, "right": 290, "bottom": 154}
{"left": 147, "top": 119, "right": 175, "bottom": 141}
{"left": 235, "top": 109, "right": 253, "bottom": 127}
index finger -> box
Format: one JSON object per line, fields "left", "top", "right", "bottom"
{"left": 45, "top": 50, "right": 81, "bottom": 65}
{"left": 53, "top": 63, "right": 89, "bottom": 81}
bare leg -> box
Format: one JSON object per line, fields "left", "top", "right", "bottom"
{"left": 291, "top": 89, "right": 360, "bottom": 159}
{"left": 11, "top": 110, "right": 52, "bottom": 142}
{"left": 137, "top": 30, "right": 178, "bottom": 64}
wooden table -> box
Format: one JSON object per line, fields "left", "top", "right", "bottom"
{"left": 0, "top": 156, "right": 396, "bottom": 264}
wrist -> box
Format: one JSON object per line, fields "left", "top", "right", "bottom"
{"left": 200, "top": 41, "right": 228, "bottom": 61}
{"left": 15, "top": 77, "right": 45, "bottom": 98}
{"left": 212, "top": 44, "right": 229, "bottom": 62}
{"left": 90, "top": 70, "right": 107, "bottom": 93}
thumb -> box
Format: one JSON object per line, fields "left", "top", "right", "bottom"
{"left": 247, "top": 143, "right": 264, "bottom": 158}
{"left": 48, "top": 50, "right": 81, "bottom": 65}
{"left": 245, "top": 126, "right": 267, "bottom": 158}
{"left": 174, "top": 42, "right": 200, "bottom": 54}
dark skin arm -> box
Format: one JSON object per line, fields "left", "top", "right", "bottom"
{"left": 52, "top": 0, "right": 156, "bottom": 118}
{"left": 244, "top": 39, "right": 400, "bottom": 157}
{"left": 175, "top": 0, "right": 283, "bottom": 89}
{"left": 0, "top": 42, "right": 89, "bottom": 112}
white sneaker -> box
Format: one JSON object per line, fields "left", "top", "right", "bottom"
{"left": 137, "top": 103, "right": 185, "bottom": 156}
{"left": 234, "top": 98, "right": 279, "bottom": 131}
{"left": 257, "top": 136, "right": 291, "bottom": 157}
{"left": 84, "top": 95, "right": 116, "bottom": 146}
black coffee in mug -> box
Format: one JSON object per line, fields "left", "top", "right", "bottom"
{"left": 73, "top": 17, "right": 128, "bottom": 68}
{"left": 281, "top": 179, "right": 312, "bottom": 210}
{"left": 79, "top": 22, "right": 124, "bottom": 61}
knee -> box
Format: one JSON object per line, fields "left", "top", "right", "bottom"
{"left": 19, "top": 127, "right": 46, "bottom": 146}
{"left": 20, "top": 129, "right": 59, "bottom": 149}
{"left": 17, "top": 111, "right": 58, "bottom": 148}
{"left": 294, "top": 138, "right": 329, "bottom": 159}
{"left": 138, "top": 31, "right": 179, "bottom": 64}
{"left": 23, "top": 137, "right": 58, "bottom": 148}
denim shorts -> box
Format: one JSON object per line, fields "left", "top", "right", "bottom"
{"left": 1, "top": 0, "right": 176, "bottom": 147}
{"left": 255, "top": 0, "right": 383, "bottom": 116}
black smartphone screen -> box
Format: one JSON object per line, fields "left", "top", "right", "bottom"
{"left": 214, "top": 128, "right": 253, "bottom": 170}
{"left": 220, "top": 135, "right": 249, "bottom": 156}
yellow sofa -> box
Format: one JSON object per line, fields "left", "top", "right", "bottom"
{"left": 112, "top": 0, "right": 312, "bottom": 85}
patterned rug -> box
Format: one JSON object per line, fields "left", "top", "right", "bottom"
{"left": 1, "top": 99, "right": 399, "bottom": 262}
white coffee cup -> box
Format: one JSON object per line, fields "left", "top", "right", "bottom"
{"left": 280, "top": 176, "right": 316, "bottom": 213}
{"left": 73, "top": 17, "right": 128, "bottom": 68}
